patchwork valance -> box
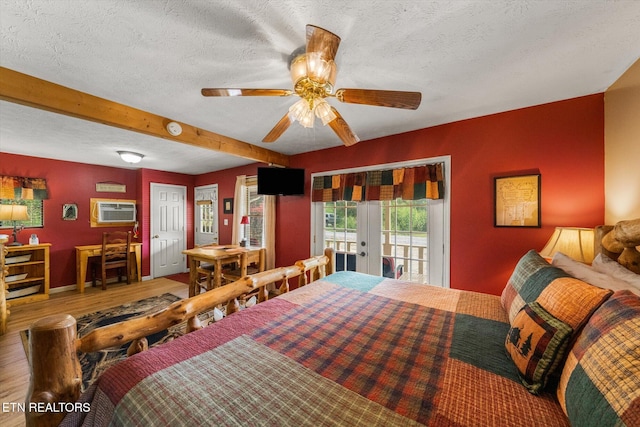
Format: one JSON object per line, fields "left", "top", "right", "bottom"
{"left": 312, "top": 163, "right": 444, "bottom": 202}
{"left": 0, "top": 175, "right": 49, "bottom": 200}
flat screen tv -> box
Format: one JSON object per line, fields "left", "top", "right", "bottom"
{"left": 257, "top": 167, "right": 305, "bottom": 196}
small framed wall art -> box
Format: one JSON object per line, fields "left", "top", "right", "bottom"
{"left": 223, "top": 198, "right": 233, "bottom": 214}
{"left": 494, "top": 174, "right": 541, "bottom": 227}
{"left": 62, "top": 203, "right": 78, "bottom": 220}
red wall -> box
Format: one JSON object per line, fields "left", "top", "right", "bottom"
{"left": 2, "top": 94, "right": 605, "bottom": 295}
{"left": 0, "top": 154, "right": 139, "bottom": 288}
{"left": 197, "top": 94, "right": 605, "bottom": 295}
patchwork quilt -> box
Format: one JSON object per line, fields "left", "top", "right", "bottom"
{"left": 62, "top": 271, "right": 569, "bottom": 426}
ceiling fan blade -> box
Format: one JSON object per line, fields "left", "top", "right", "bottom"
{"left": 328, "top": 107, "right": 360, "bottom": 146}
{"left": 262, "top": 113, "right": 293, "bottom": 142}
{"left": 334, "top": 88, "right": 422, "bottom": 110}
{"left": 201, "top": 88, "right": 293, "bottom": 97}
{"left": 306, "top": 25, "right": 341, "bottom": 62}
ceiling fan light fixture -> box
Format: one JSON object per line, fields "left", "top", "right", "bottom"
{"left": 117, "top": 151, "right": 144, "bottom": 164}
{"left": 314, "top": 98, "right": 336, "bottom": 125}
{"left": 305, "top": 52, "right": 334, "bottom": 85}
{"left": 288, "top": 98, "right": 309, "bottom": 118}
{"left": 290, "top": 54, "right": 308, "bottom": 87}
{"left": 288, "top": 98, "right": 315, "bottom": 128}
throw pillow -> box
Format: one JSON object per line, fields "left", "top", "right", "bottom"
{"left": 535, "top": 276, "right": 613, "bottom": 331}
{"left": 505, "top": 302, "right": 573, "bottom": 394}
{"left": 557, "top": 290, "right": 640, "bottom": 427}
{"left": 552, "top": 252, "right": 639, "bottom": 295}
{"left": 592, "top": 253, "right": 640, "bottom": 289}
{"left": 501, "top": 250, "right": 570, "bottom": 324}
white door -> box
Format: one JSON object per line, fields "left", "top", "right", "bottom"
{"left": 151, "top": 183, "right": 187, "bottom": 277}
{"left": 194, "top": 184, "right": 218, "bottom": 246}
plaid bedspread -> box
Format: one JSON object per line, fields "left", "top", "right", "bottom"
{"left": 62, "top": 271, "right": 569, "bottom": 426}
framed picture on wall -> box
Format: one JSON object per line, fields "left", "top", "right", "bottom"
{"left": 62, "top": 203, "right": 78, "bottom": 220}
{"left": 223, "top": 198, "right": 233, "bottom": 214}
{"left": 494, "top": 174, "right": 541, "bottom": 227}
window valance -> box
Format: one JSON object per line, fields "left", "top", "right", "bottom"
{"left": 0, "top": 176, "right": 49, "bottom": 200}
{"left": 312, "top": 163, "right": 444, "bottom": 202}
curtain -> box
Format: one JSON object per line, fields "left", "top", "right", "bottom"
{"left": 311, "top": 163, "right": 445, "bottom": 202}
{"left": 312, "top": 174, "right": 342, "bottom": 202}
{"left": 0, "top": 176, "right": 49, "bottom": 200}
{"left": 263, "top": 195, "right": 276, "bottom": 270}
{"left": 342, "top": 172, "right": 367, "bottom": 202}
{"left": 231, "top": 175, "right": 246, "bottom": 245}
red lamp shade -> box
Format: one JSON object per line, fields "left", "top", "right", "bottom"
{"left": 240, "top": 215, "right": 250, "bottom": 225}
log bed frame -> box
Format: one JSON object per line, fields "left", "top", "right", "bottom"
{"left": 25, "top": 248, "right": 335, "bottom": 427}
{"left": 24, "top": 217, "right": 640, "bottom": 427}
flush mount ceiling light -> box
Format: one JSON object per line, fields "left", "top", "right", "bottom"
{"left": 117, "top": 151, "right": 144, "bottom": 164}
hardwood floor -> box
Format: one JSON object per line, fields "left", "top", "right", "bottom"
{"left": 0, "top": 278, "right": 189, "bottom": 427}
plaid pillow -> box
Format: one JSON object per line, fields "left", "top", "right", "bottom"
{"left": 505, "top": 302, "right": 573, "bottom": 394}
{"left": 501, "top": 250, "right": 571, "bottom": 324}
{"left": 557, "top": 290, "right": 640, "bottom": 427}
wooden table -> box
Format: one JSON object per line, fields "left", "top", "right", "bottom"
{"left": 75, "top": 242, "right": 142, "bottom": 293}
{"left": 182, "top": 245, "right": 257, "bottom": 297}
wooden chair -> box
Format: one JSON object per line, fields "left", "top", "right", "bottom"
{"left": 196, "top": 262, "right": 216, "bottom": 292}
{"left": 196, "top": 251, "right": 244, "bottom": 293}
{"left": 223, "top": 248, "right": 267, "bottom": 310}
{"left": 92, "top": 231, "right": 132, "bottom": 290}
{"left": 222, "top": 248, "right": 266, "bottom": 282}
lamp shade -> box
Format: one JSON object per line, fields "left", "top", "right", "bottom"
{"left": 539, "top": 227, "right": 595, "bottom": 264}
{"left": 240, "top": 215, "right": 250, "bottom": 225}
{"left": 0, "top": 204, "right": 30, "bottom": 221}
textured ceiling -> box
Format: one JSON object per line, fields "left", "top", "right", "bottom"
{"left": 1, "top": 0, "right": 639, "bottom": 174}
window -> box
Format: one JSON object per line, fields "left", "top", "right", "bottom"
{"left": 0, "top": 200, "right": 44, "bottom": 229}
{"left": 242, "top": 178, "right": 265, "bottom": 247}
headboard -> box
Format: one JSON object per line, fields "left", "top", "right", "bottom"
{"left": 594, "top": 218, "right": 640, "bottom": 274}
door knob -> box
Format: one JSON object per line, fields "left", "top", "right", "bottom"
{"left": 153, "top": 235, "right": 159, "bottom": 239}
{"left": 359, "top": 251, "right": 366, "bottom": 257}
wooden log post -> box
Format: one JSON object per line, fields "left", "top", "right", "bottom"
{"left": 619, "top": 247, "right": 640, "bottom": 274}
{"left": 26, "top": 314, "right": 82, "bottom": 427}
{"left": 126, "top": 337, "right": 148, "bottom": 357}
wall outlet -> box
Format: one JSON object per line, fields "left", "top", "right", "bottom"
{"left": 224, "top": 219, "right": 228, "bottom": 226}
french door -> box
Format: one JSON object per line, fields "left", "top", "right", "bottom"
{"left": 314, "top": 199, "right": 446, "bottom": 286}
{"left": 311, "top": 157, "right": 450, "bottom": 287}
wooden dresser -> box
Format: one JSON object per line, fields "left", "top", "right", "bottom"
{"left": 1, "top": 242, "right": 51, "bottom": 334}
{"left": 5, "top": 243, "right": 51, "bottom": 305}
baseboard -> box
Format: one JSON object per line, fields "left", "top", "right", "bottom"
{"left": 50, "top": 284, "right": 77, "bottom": 294}
{"left": 50, "top": 275, "right": 154, "bottom": 293}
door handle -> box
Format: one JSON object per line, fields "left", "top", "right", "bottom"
{"left": 153, "top": 235, "right": 159, "bottom": 239}
{"left": 359, "top": 251, "right": 366, "bottom": 257}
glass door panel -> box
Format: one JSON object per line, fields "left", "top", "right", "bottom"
{"left": 381, "top": 199, "right": 429, "bottom": 283}
{"left": 194, "top": 185, "right": 218, "bottom": 246}
{"left": 323, "top": 201, "right": 359, "bottom": 272}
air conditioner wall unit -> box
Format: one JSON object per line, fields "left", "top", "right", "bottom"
{"left": 97, "top": 202, "right": 136, "bottom": 223}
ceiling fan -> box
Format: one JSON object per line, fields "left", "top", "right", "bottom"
{"left": 201, "top": 25, "right": 422, "bottom": 147}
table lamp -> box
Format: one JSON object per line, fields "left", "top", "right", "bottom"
{"left": 240, "top": 215, "right": 250, "bottom": 247}
{"left": 539, "top": 227, "right": 595, "bottom": 264}
{"left": 0, "top": 204, "right": 30, "bottom": 246}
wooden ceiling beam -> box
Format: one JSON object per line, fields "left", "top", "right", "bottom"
{"left": 0, "top": 67, "right": 290, "bottom": 167}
